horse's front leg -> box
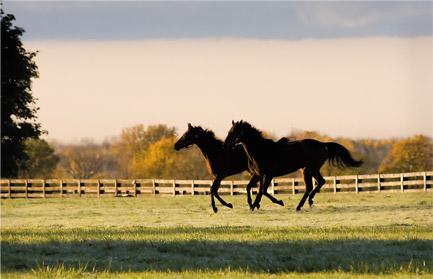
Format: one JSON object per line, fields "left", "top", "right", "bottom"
{"left": 210, "top": 177, "right": 219, "bottom": 213}
{"left": 263, "top": 190, "right": 284, "bottom": 207}
{"left": 211, "top": 175, "right": 232, "bottom": 213}
{"left": 246, "top": 175, "right": 260, "bottom": 210}
{"left": 252, "top": 175, "right": 272, "bottom": 211}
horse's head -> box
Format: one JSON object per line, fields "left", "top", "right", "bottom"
{"left": 223, "top": 120, "right": 247, "bottom": 150}
{"left": 174, "top": 123, "right": 205, "bottom": 151}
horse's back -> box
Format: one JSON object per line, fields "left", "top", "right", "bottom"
{"left": 299, "top": 139, "right": 328, "bottom": 167}
{"left": 275, "top": 139, "right": 327, "bottom": 169}
{"left": 299, "top": 138, "right": 323, "bottom": 146}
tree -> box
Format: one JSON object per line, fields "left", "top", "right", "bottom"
{"left": 353, "top": 139, "right": 395, "bottom": 174}
{"left": 173, "top": 145, "right": 212, "bottom": 179}
{"left": 379, "top": 135, "right": 433, "bottom": 173}
{"left": 131, "top": 137, "right": 212, "bottom": 179}
{"left": 57, "top": 139, "right": 114, "bottom": 179}
{"left": 17, "top": 138, "right": 59, "bottom": 178}
{"left": 1, "top": 11, "right": 44, "bottom": 178}
{"left": 142, "top": 124, "right": 177, "bottom": 147}
{"left": 110, "top": 124, "right": 177, "bottom": 178}
{"left": 110, "top": 125, "right": 146, "bottom": 178}
{"left": 131, "top": 137, "right": 178, "bottom": 178}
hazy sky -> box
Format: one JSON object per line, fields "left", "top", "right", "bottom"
{"left": 4, "top": 1, "right": 433, "bottom": 142}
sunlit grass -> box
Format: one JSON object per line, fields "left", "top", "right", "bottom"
{"left": 1, "top": 193, "right": 432, "bottom": 278}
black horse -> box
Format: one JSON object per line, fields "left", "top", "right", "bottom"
{"left": 174, "top": 123, "right": 285, "bottom": 213}
{"left": 223, "top": 120, "right": 363, "bottom": 211}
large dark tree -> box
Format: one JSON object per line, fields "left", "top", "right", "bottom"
{"left": 1, "top": 11, "right": 44, "bottom": 178}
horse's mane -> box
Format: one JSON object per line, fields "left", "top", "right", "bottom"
{"left": 237, "top": 121, "right": 265, "bottom": 140}
{"left": 194, "top": 125, "right": 224, "bottom": 147}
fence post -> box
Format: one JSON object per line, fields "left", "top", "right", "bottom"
{"left": 42, "top": 179, "right": 46, "bottom": 198}
{"left": 333, "top": 176, "right": 337, "bottom": 194}
{"left": 7, "top": 179, "right": 11, "bottom": 199}
{"left": 230, "top": 180, "right": 234, "bottom": 196}
{"left": 132, "top": 180, "right": 137, "bottom": 197}
{"left": 191, "top": 180, "right": 195, "bottom": 196}
{"left": 271, "top": 179, "right": 275, "bottom": 195}
{"left": 400, "top": 173, "right": 404, "bottom": 193}
{"left": 355, "top": 175, "right": 359, "bottom": 193}
{"left": 377, "top": 174, "right": 381, "bottom": 193}
{"left": 114, "top": 179, "right": 118, "bottom": 197}
{"left": 78, "top": 179, "right": 81, "bottom": 197}
{"left": 423, "top": 172, "right": 427, "bottom": 192}
{"left": 173, "top": 180, "right": 176, "bottom": 197}
{"left": 292, "top": 178, "right": 295, "bottom": 195}
{"left": 25, "top": 179, "right": 28, "bottom": 198}
{"left": 97, "top": 180, "right": 101, "bottom": 197}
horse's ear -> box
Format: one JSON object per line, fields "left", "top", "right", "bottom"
{"left": 239, "top": 120, "right": 243, "bottom": 124}
{"left": 188, "top": 123, "right": 192, "bottom": 128}
{"left": 232, "top": 120, "right": 235, "bottom": 125}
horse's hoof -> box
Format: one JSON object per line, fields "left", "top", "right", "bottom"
{"left": 308, "top": 200, "right": 314, "bottom": 207}
{"left": 227, "top": 203, "right": 233, "bottom": 209}
{"left": 278, "top": 200, "right": 284, "bottom": 207}
{"left": 296, "top": 207, "right": 301, "bottom": 211}
{"left": 256, "top": 204, "right": 261, "bottom": 210}
{"left": 213, "top": 207, "right": 218, "bottom": 213}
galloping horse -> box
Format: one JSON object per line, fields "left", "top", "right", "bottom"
{"left": 174, "top": 123, "right": 285, "bottom": 213}
{"left": 223, "top": 120, "right": 363, "bottom": 211}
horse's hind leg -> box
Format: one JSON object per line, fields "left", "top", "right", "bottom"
{"left": 308, "top": 169, "right": 326, "bottom": 207}
{"left": 296, "top": 168, "right": 314, "bottom": 211}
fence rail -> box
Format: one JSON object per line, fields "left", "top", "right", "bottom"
{"left": 1, "top": 171, "right": 432, "bottom": 199}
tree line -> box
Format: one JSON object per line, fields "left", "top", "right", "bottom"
{"left": 12, "top": 123, "right": 433, "bottom": 179}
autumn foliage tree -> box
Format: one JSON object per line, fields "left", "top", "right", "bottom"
{"left": 379, "top": 135, "right": 433, "bottom": 173}
{"left": 131, "top": 137, "right": 178, "bottom": 178}
{"left": 110, "top": 125, "right": 147, "bottom": 178}
{"left": 126, "top": 124, "right": 209, "bottom": 179}
{"left": 110, "top": 124, "right": 177, "bottom": 178}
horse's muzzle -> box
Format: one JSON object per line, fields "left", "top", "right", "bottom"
{"left": 174, "top": 142, "right": 182, "bottom": 151}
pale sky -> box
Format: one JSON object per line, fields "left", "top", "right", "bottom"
{"left": 4, "top": 1, "right": 433, "bottom": 143}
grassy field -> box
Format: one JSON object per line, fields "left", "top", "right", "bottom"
{"left": 1, "top": 192, "right": 432, "bottom": 278}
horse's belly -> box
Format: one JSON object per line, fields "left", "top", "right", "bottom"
{"left": 273, "top": 168, "right": 296, "bottom": 177}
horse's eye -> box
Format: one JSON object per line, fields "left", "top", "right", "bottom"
{"left": 195, "top": 134, "right": 199, "bottom": 139}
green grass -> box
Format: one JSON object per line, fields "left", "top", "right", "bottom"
{"left": 1, "top": 193, "right": 432, "bottom": 278}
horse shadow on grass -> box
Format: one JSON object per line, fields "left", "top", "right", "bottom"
{"left": 2, "top": 227, "right": 432, "bottom": 275}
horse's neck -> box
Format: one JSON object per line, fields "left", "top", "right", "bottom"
{"left": 195, "top": 139, "right": 221, "bottom": 161}
{"left": 240, "top": 137, "right": 264, "bottom": 161}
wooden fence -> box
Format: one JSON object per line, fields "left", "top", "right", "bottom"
{"left": 1, "top": 171, "right": 432, "bottom": 199}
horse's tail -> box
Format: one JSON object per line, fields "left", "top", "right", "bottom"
{"left": 325, "top": 142, "right": 363, "bottom": 169}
